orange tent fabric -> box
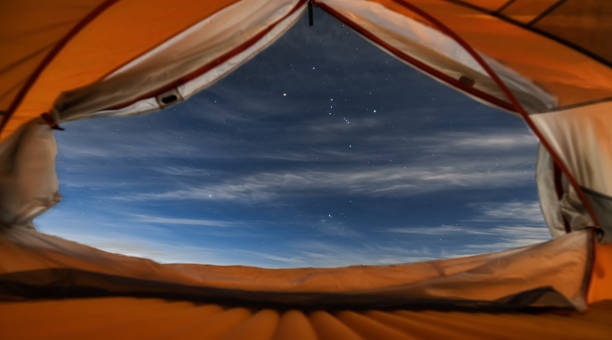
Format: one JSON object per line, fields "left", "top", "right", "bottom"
{"left": 1, "top": 2, "right": 611, "bottom": 335}
{"left": 589, "top": 242, "right": 612, "bottom": 303}
{"left": 0, "top": 227, "right": 611, "bottom": 339}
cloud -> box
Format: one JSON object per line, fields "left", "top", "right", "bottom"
{"left": 151, "top": 166, "right": 214, "bottom": 177}
{"left": 58, "top": 143, "right": 112, "bottom": 158}
{"left": 386, "top": 199, "right": 550, "bottom": 254}
{"left": 117, "top": 158, "right": 532, "bottom": 203}
{"left": 236, "top": 249, "right": 305, "bottom": 266}
{"left": 475, "top": 201, "right": 544, "bottom": 224}
{"left": 465, "top": 225, "right": 551, "bottom": 250}
{"left": 275, "top": 240, "right": 437, "bottom": 268}
{"left": 387, "top": 225, "right": 490, "bottom": 235}
{"left": 38, "top": 210, "right": 435, "bottom": 267}
{"left": 453, "top": 133, "right": 538, "bottom": 149}
{"left": 129, "top": 213, "right": 238, "bottom": 228}
{"left": 422, "top": 131, "right": 538, "bottom": 150}
{"left": 388, "top": 223, "right": 550, "bottom": 254}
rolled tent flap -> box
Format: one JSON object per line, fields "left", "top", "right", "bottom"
{"left": 312, "top": 0, "right": 557, "bottom": 113}
{"left": 535, "top": 101, "right": 612, "bottom": 242}
{"left": 52, "top": 0, "right": 307, "bottom": 122}
{"left": 0, "top": 0, "right": 306, "bottom": 140}
{"left": 0, "top": 227, "right": 595, "bottom": 311}
{"left": 537, "top": 144, "right": 595, "bottom": 239}
{"left": 0, "top": 119, "right": 59, "bottom": 228}
{"left": 313, "top": 0, "right": 612, "bottom": 113}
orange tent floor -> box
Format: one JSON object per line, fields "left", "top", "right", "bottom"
{"left": 1, "top": 297, "right": 610, "bottom": 339}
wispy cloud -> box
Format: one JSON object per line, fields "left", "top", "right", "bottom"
{"left": 116, "top": 158, "right": 532, "bottom": 203}
{"left": 417, "top": 131, "right": 538, "bottom": 150}
{"left": 57, "top": 129, "right": 203, "bottom": 160}
{"left": 474, "top": 201, "right": 544, "bottom": 224}
{"left": 129, "top": 213, "right": 238, "bottom": 228}
{"left": 151, "top": 166, "right": 214, "bottom": 177}
{"left": 386, "top": 199, "right": 550, "bottom": 253}
{"left": 387, "top": 225, "right": 489, "bottom": 235}
{"left": 465, "top": 225, "right": 551, "bottom": 250}
{"left": 274, "top": 240, "right": 437, "bottom": 267}
{"left": 236, "top": 249, "right": 305, "bottom": 266}
{"left": 388, "top": 223, "right": 550, "bottom": 254}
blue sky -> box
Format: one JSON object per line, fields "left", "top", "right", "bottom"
{"left": 34, "top": 8, "right": 550, "bottom": 268}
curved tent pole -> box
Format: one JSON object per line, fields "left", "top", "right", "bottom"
{"left": 313, "top": 0, "right": 600, "bottom": 229}
{"left": 0, "top": 0, "right": 119, "bottom": 134}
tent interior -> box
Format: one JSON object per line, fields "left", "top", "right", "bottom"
{"left": 1, "top": 0, "right": 612, "bottom": 338}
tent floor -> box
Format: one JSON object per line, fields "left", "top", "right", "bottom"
{"left": 1, "top": 297, "right": 610, "bottom": 339}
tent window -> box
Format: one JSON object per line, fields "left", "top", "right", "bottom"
{"left": 34, "top": 8, "right": 549, "bottom": 268}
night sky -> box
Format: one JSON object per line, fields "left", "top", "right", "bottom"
{"left": 34, "top": 8, "right": 550, "bottom": 268}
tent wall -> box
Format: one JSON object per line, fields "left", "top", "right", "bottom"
{"left": 588, "top": 242, "right": 612, "bottom": 303}
{"left": 0, "top": 0, "right": 610, "bottom": 317}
